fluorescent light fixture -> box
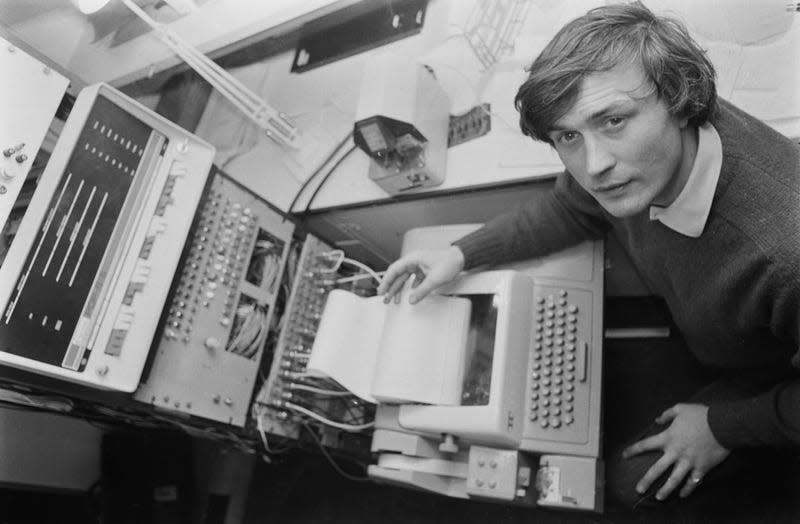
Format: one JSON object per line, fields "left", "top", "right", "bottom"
{"left": 73, "top": 0, "right": 112, "bottom": 15}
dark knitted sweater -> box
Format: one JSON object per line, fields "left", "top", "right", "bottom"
{"left": 454, "top": 100, "right": 800, "bottom": 449}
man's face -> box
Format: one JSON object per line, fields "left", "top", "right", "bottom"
{"left": 548, "top": 64, "right": 694, "bottom": 217}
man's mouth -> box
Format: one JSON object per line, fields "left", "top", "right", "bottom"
{"left": 595, "top": 181, "right": 629, "bottom": 194}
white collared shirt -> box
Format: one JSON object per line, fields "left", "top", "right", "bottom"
{"left": 648, "top": 123, "right": 723, "bottom": 237}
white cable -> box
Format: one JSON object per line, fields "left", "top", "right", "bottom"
{"left": 335, "top": 271, "right": 385, "bottom": 284}
{"left": 289, "top": 371, "right": 328, "bottom": 379}
{"left": 340, "top": 257, "right": 382, "bottom": 284}
{"left": 283, "top": 401, "right": 374, "bottom": 432}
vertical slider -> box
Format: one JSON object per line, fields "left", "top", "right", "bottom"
{"left": 577, "top": 341, "right": 588, "bottom": 383}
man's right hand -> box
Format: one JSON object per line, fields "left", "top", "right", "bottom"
{"left": 377, "top": 246, "right": 465, "bottom": 304}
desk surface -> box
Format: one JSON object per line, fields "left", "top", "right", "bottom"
{"left": 191, "top": 0, "right": 800, "bottom": 214}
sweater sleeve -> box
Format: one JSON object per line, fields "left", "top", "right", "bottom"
{"left": 454, "top": 173, "right": 610, "bottom": 270}
{"left": 708, "top": 380, "right": 800, "bottom": 448}
{"left": 707, "top": 248, "right": 800, "bottom": 448}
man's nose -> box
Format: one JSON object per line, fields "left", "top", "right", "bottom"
{"left": 584, "top": 137, "right": 615, "bottom": 178}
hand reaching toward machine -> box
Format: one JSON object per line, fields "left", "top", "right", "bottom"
{"left": 377, "top": 246, "right": 465, "bottom": 304}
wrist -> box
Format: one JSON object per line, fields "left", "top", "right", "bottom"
{"left": 448, "top": 245, "right": 465, "bottom": 272}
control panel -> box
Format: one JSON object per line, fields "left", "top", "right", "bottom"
{"left": 253, "top": 234, "right": 373, "bottom": 441}
{"left": 0, "top": 83, "right": 214, "bottom": 391}
{"left": 135, "top": 169, "right": 293, "bottom": 426}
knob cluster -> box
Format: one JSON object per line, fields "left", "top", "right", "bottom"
{"left": 163, "top": 180, "right": 258, "bottom": 344}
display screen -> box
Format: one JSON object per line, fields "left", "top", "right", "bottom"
{"left": 0, "top": 95, "right": 154, "bottom": 369}
{"left": 459, "top": 294, "right": 498, "bottom": 406}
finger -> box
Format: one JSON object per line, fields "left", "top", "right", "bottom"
{"left": 679, "top": 470, "right": 705, "bottom": 498}
{"left": 622, "top": 432, "right": 666, "bottom": 459}
{"left": 377, "top": 257, "right": 421, "bottom": 295}
{"left": 656, "top": 460, "right": 691, "bottom": 501}
{"left": 655, "top": 405, "right": 679, "bottom": 425}
{"left": 382, "top": 273, "right": 410, "bottom": 304}
{"left": 636, "top": 453, "right": 675, "bottom": 495}
{"left": 408, "top": 276, "right": 440, "bottom": 304}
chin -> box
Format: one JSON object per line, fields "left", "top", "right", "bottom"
{"left": 596, "top": 196, "right": 649, "bottom": 218}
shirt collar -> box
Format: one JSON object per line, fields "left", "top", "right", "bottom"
{"left": 648, "top": 123, "right": 723, "bottom": 238}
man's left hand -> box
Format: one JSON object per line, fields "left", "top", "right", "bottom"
{"left": 622, "top": 403, "right": 730, "bottom": 500}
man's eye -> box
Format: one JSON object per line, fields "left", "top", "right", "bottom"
{"left": 558, "top": 131, "right": 579, "bottom": 144}
{"left": 607, "top": 116, "right": 626, "bottom": 128}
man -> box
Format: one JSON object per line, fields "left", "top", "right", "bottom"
{"left": 377, "top": 1, "right": 800, "bottom": 509}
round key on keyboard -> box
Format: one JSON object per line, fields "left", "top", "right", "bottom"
{"left": 551, "top": 418, "right": 561, "bottom": 428}
{"left": 564, "top": 414, "right": 574, "bottom": 425}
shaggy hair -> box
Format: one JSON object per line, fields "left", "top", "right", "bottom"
{"left": 516, "top": 2, "right": 717, "bottom": 144}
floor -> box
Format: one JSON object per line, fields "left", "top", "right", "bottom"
{"left": 242, "top": 316, "right": 800, "bottom": 524}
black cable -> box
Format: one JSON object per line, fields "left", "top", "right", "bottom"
{"left": 284, "top": 132, "right": 353, "bottom": 221}
{"left": 301, "top": 421, "right": 370, "bottom": 482}
{"left": 302, "top": 144, "right": 359, "bottom": 214}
